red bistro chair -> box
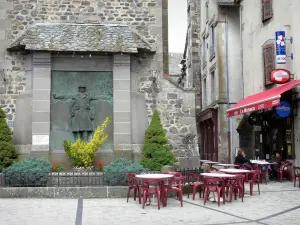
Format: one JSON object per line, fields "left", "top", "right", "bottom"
{"left": 278, "top": 161, "right": 293, "bottom": 183}
{"left": 294, "top": 167, "right": 300, "bottom": 188}
{"left": 247, "top": 170, "right": 260, "bottom": 196}
{"left": 126, "top": 173, "right": 141, "bottom": 204}
{"left": 141, "top": 178, "right": 164, "bottom": 210}
{"left": 203, "top": 177, "right": 224, "bottom": 207}
{"left": 187, "top": 173, "right": 204, "bottom": 200}
{"left": 230, "top": 174, "right": 245, "bottom": 202}
{"left": 164, "top": 176, "right": 185, "bottom": 207}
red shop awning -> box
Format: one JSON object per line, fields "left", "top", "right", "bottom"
{"left": 227, "top": 79, "right": 300, "bottom": 117}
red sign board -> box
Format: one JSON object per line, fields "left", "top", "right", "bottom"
{"left": 271, "top": 69, "right": 291, "bottom": 84}
{"left": 227, "top": 98, "right": 280, "bottom": 117}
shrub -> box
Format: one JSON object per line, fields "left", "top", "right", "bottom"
{"left": 3, "top": 158, "right": 52, "bottom": 186}
{"left": 140, "top": 111, "right": 175, "bottom": 171}
{"left": 103, "top": 158, "right": 149, "bottom": 186}
{"left": 0, "top": 108, "right": 17, "bottom": 169}
{"left": 64, "top": 117, "right": 111, "bottom": 168}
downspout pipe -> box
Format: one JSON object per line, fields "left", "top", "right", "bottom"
{"left": 240, "top": 5, "right": 244, "bottom": 99}
{"left": 225, "top": 13, "right": 232, "bottom": 163}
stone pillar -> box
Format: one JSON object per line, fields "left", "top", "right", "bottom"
{"left": 113, "top": 54, "right": 132, "bottom": 158}
{"left": 31, "top": 52, "right": 51, "bottom": 157}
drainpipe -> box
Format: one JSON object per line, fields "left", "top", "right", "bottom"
{"left": 225, "top": 13, "right": 232, "bottom": 163}
{"left": 240, "top": 6, "right": 244, "bottom": 98}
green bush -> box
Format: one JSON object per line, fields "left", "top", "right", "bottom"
{"left": 0, "top": 108, "right": 17, "bottom": 169}
{"left": 103, "top": 158, "right": 149, "bottom": 186}
{"left": 140, "top": 111, "right": 175, "bottom": 171}
{"left": 3, "top": 158, "right": 52, "bottom": 186}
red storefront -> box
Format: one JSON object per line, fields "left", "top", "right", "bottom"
{"left": 199, "top": 108, "right": 218, "bottom": 161}
{"left": 227, "top": 80, "right": 300, "bottom": 160}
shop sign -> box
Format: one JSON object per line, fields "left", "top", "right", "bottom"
{"left": 275, "top": 31, "right": 286, "bottom": 64}
{"left": 227, "top": 98, "right": 280, "bottom": 117}
{"left": 271, "top": 69, "right": 291, "bottom": 84}
{"left": 275, "top": 101, "right": 291, "bottom": 118}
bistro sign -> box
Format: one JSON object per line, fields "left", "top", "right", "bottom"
{"left": 227, "top": 98, "right": 280, "bottom": 117}
{"left": 275, "top": 101, "right": 291, "bottom": 118}
{"left": 271, "top": 69, "right": 291, "bottom": 84}
{"left": 275, "top": 31, "right": 286, "bottom": 64}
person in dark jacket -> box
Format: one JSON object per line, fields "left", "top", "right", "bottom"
{"left": 235, "top": 149, "right": 250, "bottom": 164}
{"left": 271, "top": 152, "right": 282, "bottom": 179}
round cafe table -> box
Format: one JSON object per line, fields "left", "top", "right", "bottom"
{"left": 217, "top": 164, "right": 239, "bottom": 169}
{"left": 219, "top": 168, "right": 252, "bottom": 174}
{"left": 200, "top": 173, "right": 236, "bottom": 203}
{"left": 219, "top": 169, "right": 252, "bottom": 197}
{"left": 135, "top": 174, "right": 174, "bottom": 206}
{"left": 200, "top": 173, "right": 236, "bottom": 178}
{"left": 200, "top": 160, "right": 211, "bottom": 166}
{"left": 135, "top": 174, "right": 174, "bottom": 179}
{"left": 250, "top": 161, "right": 276, "bottom": 182}
{"left": 203, "top": 161, "right": 220, "bottom": 168}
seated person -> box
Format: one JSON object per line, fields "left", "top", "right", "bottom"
{"left": 235, "top": 149, "right": 250, "bottom": 164}
{"left": 270, "top": 152, "right": 282, "bottom": 179}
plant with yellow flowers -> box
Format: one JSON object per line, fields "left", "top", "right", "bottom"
{"left": 64, "top": 117, "right": 111, "bottom": 168}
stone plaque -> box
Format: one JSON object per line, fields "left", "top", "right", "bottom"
{"left": 32, "top": 135, "right": 49, "bottom": 145}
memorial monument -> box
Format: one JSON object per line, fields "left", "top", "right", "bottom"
{"left": 53, "top": 86, "right": 109, "bottom": 142}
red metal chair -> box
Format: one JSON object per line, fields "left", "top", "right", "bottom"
{"left": 187, "top": 173, "right": 204, "bottom": 200}
{"left": 141, "top": 178, "right": 164, "bottom": 210}
{"left": 164, "top": 176, "right": 185, "bottom": 207}
{"left": 230, "top": 174, "right": 245, "bottom": 202}
{"left": 247, "top": 170, "right": 260, "bottom": 196}
{"left": 278, "top": 161, "right": 293, "bottom": 183}
{"left": 126, "top": 173, "right": 141, "bottom": 204}
{"left": 294, "top": 167, "right": 300, "bottom": 188}
{"left": 203, "top": 177, "right": 224, "bottom": 207}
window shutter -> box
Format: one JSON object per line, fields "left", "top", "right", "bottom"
{"left": 263, "top": 44, "right": 275, "bottom": 86}
{"left": 262, "top": 0, "right": 273, "bottom": 22}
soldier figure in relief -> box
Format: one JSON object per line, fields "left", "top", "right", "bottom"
{"left": 53, "top": 86, "right": 106, "bottom": 142}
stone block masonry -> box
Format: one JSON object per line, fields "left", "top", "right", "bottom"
{"left": 1, "top": 0, "right": 162, "bottom": 129}
{"left": 0, "top": 0, "right": 199, "bottom": 166}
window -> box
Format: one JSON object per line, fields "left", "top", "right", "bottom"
{"left": 205, "top": 2, "right": 209, "bottom": 23}
{"left": 203, "top": 78, "right": 207, "bottom": 106}
{"left": 211, "top": 71, "right": 215, "bottom": 102}
{"left": 263, "top": 44, "right": 275, "bottom": 86}
{"left": 262, "top": 0, "right": 273, "bottom": 22}
{"left": 209, "top": 26, "right": 215, "bottom": 60}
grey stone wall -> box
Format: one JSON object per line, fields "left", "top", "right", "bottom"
{"left": 131, "top": 52, "right": 198, "bottom": 161}
{"left": 0, "top": 0, "right": 162, "bottom": 126}
{"left": 0, "top": 0, "right": 198, "bottom": 164}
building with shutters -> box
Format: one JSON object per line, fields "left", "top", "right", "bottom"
{"left": 227, "top": 0, "right": 300, "bottom": 166}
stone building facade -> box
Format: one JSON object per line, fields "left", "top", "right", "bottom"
{"left": 196, "top": 0, "right": 242, "bottom": 162}
{"left": 232, "top": 0, "right": 300, "bottom": 165}
{"left": 0, "top": 0, "right": 198, "bottom": 169}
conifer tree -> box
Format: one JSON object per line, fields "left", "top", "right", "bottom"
{"left": 140, "top": 110, "right": 175, "bottom": 171}
{"left": 0, "top": 108, "right": 17, "bottom": 169}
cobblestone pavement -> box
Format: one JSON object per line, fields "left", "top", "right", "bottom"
{"left": 0, "top": 181, "right": 300, "bottom": 225}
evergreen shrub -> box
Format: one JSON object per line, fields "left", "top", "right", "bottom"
{"left": 4, "top": 158, "right": 52, "bottom": 186}
{"left": 103, "top": 158, "right": 149, "bottom": 186}
{"left": 140, "top": 111, "right": 175, "bottom": 171}
{"left": 0, "top": 108, "right": 17, "bottom": 169}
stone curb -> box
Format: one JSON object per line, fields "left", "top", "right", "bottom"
{"left": 0, "top": 186, "right": 183, "bottom": 199}
{"left": 0, "top": 186, "right": 129, "bottom": 198}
